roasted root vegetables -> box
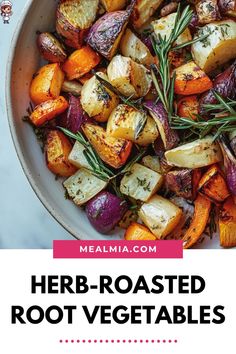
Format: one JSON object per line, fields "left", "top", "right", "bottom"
{"left": 63, "top": 46, "right": 101, "bottom": 80}
{"left": 182, "top": 195, "right": 211, "bottom": 249}
{"left": 131, "top": 0, "right": 164, "bottom": 29}
{"left": 120, "top": 28, "right": 154, "bottom": 66}
{"left": 87, "top": 9, "right": 131, "bottom": 60}
{"left": 26, "top": 1, "right": 236, "bottom": 248}
{"left": 56, "top": 0, "right": 99, "bottom": 49}
{"left": 45, "top": 130, "right": 77, "bottom": 177}
{"left": 139, "top": 195, "right": 183, "bottom": 238}
{"left": 107, "top": 55, "right": 152, "bottom": 98}
{"left": 30, "top": 64, "right": 64, "bottom": 105}
{"left": 30, "top": 96, "right": 68, "bottom": 126}
{"left": 192, "top": 20, "right": 236, "bottom": 73}
{"left": 106, "top": 104, "right": 158, "bottom": 145}
{"left": 174, "top": 61, "right": 213, "bottom": 95}
{"left": 37, "top": 32, "right": 67, "bottom": 63}
{"left": 219, "top": 197, "right": 236, "bottom": 248}
{"left": 125, "top": 222, "right": 156, "bottom": 240}
{"left": 165, "top": 136, "right": 222, "bottom": 169}
{"left": 80, "top": 72, "right": 119, "bottom": 122}
{"left": 63, "top": 169, "right": 107, "bottom": 206}
{"left": 120, "top": 163, "right": 163, "bottom": 202}
{"left": 82, "top": 123, "right": 132, "bottom": 169}
{"left": 198, "top": 165, "right": 230, "bottom": 203}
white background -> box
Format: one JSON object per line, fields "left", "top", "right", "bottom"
{"left": 0, "top": 250, "right": 235, "bottom": 354}
{"left": 0, "top": 0, "right": 72, "bottom": 248}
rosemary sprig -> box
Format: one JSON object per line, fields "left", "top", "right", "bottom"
{"left": 172, "top": 93, "right": 236, "bottom": 140}
{"left": 59, "top": 127, "right": 114, "bottom": 181}
{"left": 151, "top": 5, "right": 193, "bottom": 119}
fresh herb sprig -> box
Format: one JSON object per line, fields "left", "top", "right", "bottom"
{"left": 172, "top": 92, "right": 236, "bottom": 140}
{"left": 151, "top": 5, "right": 193, "bottom": 119}
{"left": 59, "top": 127, "right": 114, "bottom": 182}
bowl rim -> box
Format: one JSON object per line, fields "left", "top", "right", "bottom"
{"left": 5, "top": 0, "right": 78, "bottom": 240}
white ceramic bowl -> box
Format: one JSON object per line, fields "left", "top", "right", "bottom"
{"left": 6, "top": 0, "right": 221, "bottom": 247}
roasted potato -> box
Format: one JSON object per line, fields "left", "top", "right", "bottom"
{"left": 56, "top": 0, "right": 99, "bottom": 49}
{"left": 68, "top": 141, "right": 91, "bottom": 170}
{"left": 139, "top": 195, "right": 183, "bottom": 238}
{"left": 87, "top": 10, "right": 130, "bottom": 60}
{"left": 107, "top": 55, "right": 152, "bottom": 98}
{"left": 131, "top": 0, "right": 164, "bottom": 29}
{"left": 195, "top": 0, "right": 221, "bottom": 25}
{"left": 120, "top": 28, "right": 154, "bottom": 66}
{"left": 101, "top": 0, "right": 127, "bottom": 12}
{"left": 191, "top": 20, "right": 236, "bottom": 73}
{"left": 120, "top": 163, "right": 163, "bottom": 201}
{"left": 152, "top": 12, "right": 192, "bottom": 46}
{"left": 46, "top": 130, "right": 77, "bottom": 177}
{"left": 37, "top": 32, "right": 67, "bottom": 63}
{"left": 61, "top": 80, "right": 82, "bottom": 96}
{"left": 30, "top": 63, "right": 64, "bottom": 105}
{"left": 106, "top": 104, "right": 159, "bottom": 146}
{"left": 82, "top": 123, "right": 132, "bottom": 169}
{"left": 80, "top": 72, "right": 119, "bottom": 123}
{"left": 165, "top": 136, "right": 223, "bottom": 169}
{"left": 63, "top": 169, "right": 107, "bottom": 206}
{"left": 218, "top": 0, "right": 236, "bottom": 17}
{"left": 142, "top": 155, "right": 161, "bottom": 173}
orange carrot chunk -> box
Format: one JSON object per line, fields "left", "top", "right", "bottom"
{"left": 198, "top": 164, "right": 230, "bottom": 203}
{"left": 30, "top": 63, "right": 64, "bottom": 105}
{"left": 46, "top": 130, "right": 77, "bottom": 177}
{"left": 63, "top": 46, "right": 101, "bottom": 80}
{"left": 182, "top": 194, "right": 211, "bottom": 249}
{"left": 177, "top": 95, "right": 199, "bottom": 120}
{"left": 219, "top": 197, "right": 236, "bottom": 248}
{"left": 30, "top": 96, "right": 69, "bottom": 126}
{"left": 174, "top": 61, "right": 213, "bottom": 95}
{"left": 125, "top": 222, "right": 156, "bottom": 240}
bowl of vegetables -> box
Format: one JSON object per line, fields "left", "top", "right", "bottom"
{"left": 6, "top": 0, "right": 236, "bottom": 248}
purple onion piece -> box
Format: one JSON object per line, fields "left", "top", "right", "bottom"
{"left": 220, "top": 139, "right": 236, "bottom": 197}
{"left": 144, "top": 100, "right": 179, "bottom": 150}
{"left": 86, "top": 191, "right": 128, "bottom": 234}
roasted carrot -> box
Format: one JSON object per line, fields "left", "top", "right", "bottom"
{"left": 174, "top": 61, "right": 213, "bottom": 95}
{"left": 182, "top": 194, "right": 211, "bottom": 249}
{"left": 198, "top": 164, "right": 230, "bottom": 203}
{"left": 30, "top": 63, "right": 64, "bottom": 105}
{"left": 219, "top": 197, "right": 236, "bottom": 248}
{"left": 63, "top": 46, "right": 101, "bottom": 80}
{"left": 177, "top": 95, "right": 199, "bottom": 120}
{"left": 125, "top": 222, "right": 156, "bottom": 240}
{"left": 82, "top": 123, "right": 132, "bottom": 169}
{"left": 46, "top": 130, "right": 77, "bottom": 177}
{"left": 30, "top": 96, "right": 69, "bottom": 126}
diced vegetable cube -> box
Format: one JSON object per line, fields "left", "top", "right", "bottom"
{"left": 68, "top": 141, "right": 91, "bottom": 170}
{"left": 63, "top": 169, "right": 107, "bottom": 206}
{"left": 120, "top": 163, "right": 163, "bottom": 201}
{"left": 131, "top": 0, "right": 164, "bottom": 29}
{"left": 139, "top": 195, "right": 183, "bottom": 238}
{"left": 125, "top": 222, "right": 156, "bottom": 240}
{"left": 142, "top": 155, "right": 161, "bottom": 173}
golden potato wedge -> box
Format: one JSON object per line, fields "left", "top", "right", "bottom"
{"left": 101, "top": 0, "right": 127, "bottom": 12}
{"left": 131, "top": 0, "right": 164, "bottom": 29}
{"left": 192, "top": 20, "right": 236, "bottom": 73}
{"left": 80, "top": 72, "right": 119, "bottom": 123}
{"left": 107, "top": 55, "right": 152, "bottom": 98}
{"left": 56, "top": 0, "right": 99, "bottom": 48}
{"left": 139, "top": 195, "right": 183, "bottom": 238}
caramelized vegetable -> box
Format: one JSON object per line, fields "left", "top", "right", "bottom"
{"left": 125, "top": 222, "right": 156, "bottom": 240}
{"left": 174, "top": 61, "right": 213, "bottom": 95}
{"left": 45, "top": 130, "right": 77, "bottom": 177}
{"left": 101, "top": 0, "right": 127, "bottom": 12}
{"left": 198, "top": 165, "right": 230, "bottom": 203}
{"left": 182, "top": 195, "right": 211, "bottom": 249}
{"left": 37, "top": 32, "right": 67, "bottom": 63}
{"left": 63, "top": 46, "right": 101, "bottom": 80}
{"left": 56, "top": 0, "right": 99, "bottom": 49}
{"left": 82, "top": 123, "right": 132, "bottom": 169}
{"left": 131, "top": 0, "right": 164, "bottom": 29}
{"left": 195, "top": 0, "right": 221, "bottom": 24}
{"left": 219, "top": 197, "right": 236, "bottom": 248}
{"left": 177, "top": 95, "right": 199, "bottom": 120}
{"left": 219, "top": 0, "right": 236, "bottom": 16}
{"left": 30, "top": 96, "right": 69, "bottom": 127}
{"left": 30, "top": 63, "right": 64, "bottom": 105}
{"left": 165, "top": 168, "right": 201, "bottom": 200}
